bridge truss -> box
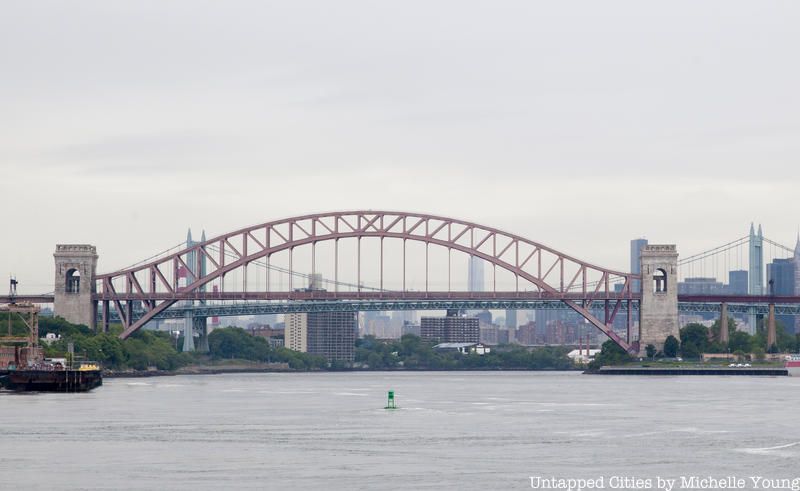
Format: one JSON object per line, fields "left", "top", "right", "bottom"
{"left": 105, "top": 298, "right": 800, "bottom": 322}
{"left": 95, "top": 211, "right": 640, "bottom": 350}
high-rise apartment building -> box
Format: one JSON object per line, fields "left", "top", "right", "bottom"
{"left": 421, "top": 314, "right": 479, "bottom": 343}
{"left": 306, "top": 311, "right": 357, "bottom": 362}
{"left": 286, "top": 313, "right": 308, "bottom": 352}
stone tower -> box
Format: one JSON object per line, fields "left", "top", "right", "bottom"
{"left": 54, "top": 244, "right": 98, "bottom": 329}
{"left": 638, "top": 244, "right": 679, "bottom": 355}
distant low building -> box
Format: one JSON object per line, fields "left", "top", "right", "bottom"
{"left": 516, "top": 322, "right": 537, "bottom": 345}
{"left": 433, "top": 342, "right": 490, "bottom": 355}
{"left": 40, "top": 332, "right": 61, "bottom": 345}
{"left": 480, "top": 325, "right": 498, "bottom": 345}
{"left": 248, "top": 326, "right": 284, "bottom": 340}
{"left": 678, "top": 277, "right": 726, "bottom": 295}
{"left": 401, "top": 322, "right": 421, "bottom": 337}
{"left": 249, "top": 326, "right": 286, "bottom": 349}
{"left": 567, "top": 349, "right": 600, "bottom": 364}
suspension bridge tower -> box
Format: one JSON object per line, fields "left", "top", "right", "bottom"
{"left": 638, "top": 245, "right": 680, "bottom": 355}
{"left": 181, "top": 229, "right": 209, "bottom": 353}
{"left": 749, "top": 223, "right": 764, "bottom": 295}
{"left": 748, "top": 223, "right": 764, "bottom": 333}
{"left": 54, "top": 245, "right": 98, "bottom": 329}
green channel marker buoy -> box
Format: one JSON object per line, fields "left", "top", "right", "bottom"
{"left": 384, "top": 390, "right": 397, "bottom": 410}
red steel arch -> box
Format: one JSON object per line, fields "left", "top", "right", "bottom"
{"left": 97, "top": 211, "right": 639, "bottom": 350}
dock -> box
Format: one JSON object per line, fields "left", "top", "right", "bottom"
{"left": 591, "top": 367, "right": 788, "bottom": 376}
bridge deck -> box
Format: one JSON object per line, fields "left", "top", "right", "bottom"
{"left": 4, "top": 293, "right": 800, "bottom": 305}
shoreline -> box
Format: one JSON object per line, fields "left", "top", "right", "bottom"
{"left": 586, "top": 366, "right": 789, "bottom": 376}
{"left": 103, "top": 366, "right": 583, "bottom": 378}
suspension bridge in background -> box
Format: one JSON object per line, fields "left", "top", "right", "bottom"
{"left": 2, "top": 212, "right": 799, "bottom": 355}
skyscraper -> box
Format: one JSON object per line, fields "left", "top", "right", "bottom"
{"left": 630, "top": 238, "right": 648, "bottom": 292}
{"left": 767, "top": 258, "right": 796, "bottom": 333}
{"left": 468, "top": 255, "right": 484, "bottom": 292}
{"left": 505, "top": 309, "right": 517, "bottom": 329}
{"left": 728, "top": 270, "right": 748, "bottom": 295}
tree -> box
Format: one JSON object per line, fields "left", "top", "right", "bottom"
{"left": 709, "top": 317, "right": 736, "bottom": 345}
{"left": 680, "top": 341, "right": 700, "bottom": 360}
{"left": 752, "top": 318, "right": 794, "bottom": 353}
{"left": 588, "top": 340, "right": 632, "bottom": 370}
{"left": 752, "top": 347, "right": 766, "bottom": 362}
{"left": 208, "top": 327, "right": 271, "bottom": 361}
{"left": 729, "top": 331, "right": 753, "bottom": 354}
{"left": 680, "top": 323, "right": 710, "bottom": 355}
{"left": 645, "top": 344, "right": 657, "bottom": 359}
{"left": 663, "top": 335, "right": 680, "bottom": 358}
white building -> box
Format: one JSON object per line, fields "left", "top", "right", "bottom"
{"left": 567, "top": 349, "right": 601, "bottom": 364}
{"left": 433, "top": 342, "right": 491, "bottom": 355}
{"left": 285, "top": 313, "right": 308, "bottom": 352}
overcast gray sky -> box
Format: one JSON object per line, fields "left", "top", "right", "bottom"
{"left": 2, "top": 1, "right": 799, "bottom": 293}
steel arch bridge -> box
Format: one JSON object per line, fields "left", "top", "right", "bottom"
{"left": 95, "top": 211, "right": 640, "bottom": 350}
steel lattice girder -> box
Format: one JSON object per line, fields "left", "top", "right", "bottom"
{"left": 103, "top": 299, "right": 800, "bottom": 323}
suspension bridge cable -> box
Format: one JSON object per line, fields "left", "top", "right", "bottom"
{"left": 204, "top": 244, "right": 387, "bottom": 292}
{"left": 762, "top": 237, "right": 793, "bottom": 254}
{"left": 109, "top": 241, "right": 187, "bottom": 273}
{"left": 678, "top": 239, "right": 750, "bottom": 267}
{"left": 677, "top": 236, "right": 749, "bottom": 265}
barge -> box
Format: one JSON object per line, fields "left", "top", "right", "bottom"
{"left": 1, "top": 362, "right": 102, "bottom": 392}
{"left": 2, "top": 294, "right": 103, "bottom": 392}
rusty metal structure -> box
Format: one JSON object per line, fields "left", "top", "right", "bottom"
{"left": 1, "top": 280, "right": 43, "bottom": 368}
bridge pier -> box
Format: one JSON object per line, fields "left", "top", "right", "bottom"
{"left": 195, "top": 317, "right": 209, "bottom": 353}
{"left": 767, "top": 303, "right": 776, "bottom": 350}
{"left": 719, "top": 302, "right": 729, "bottom": 346}
{"left": 182, "top": 310, "right": 195, "bottom": 352}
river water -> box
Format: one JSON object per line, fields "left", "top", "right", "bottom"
{"left": 1, "top": 372, "right": 799, "bottom": 490}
